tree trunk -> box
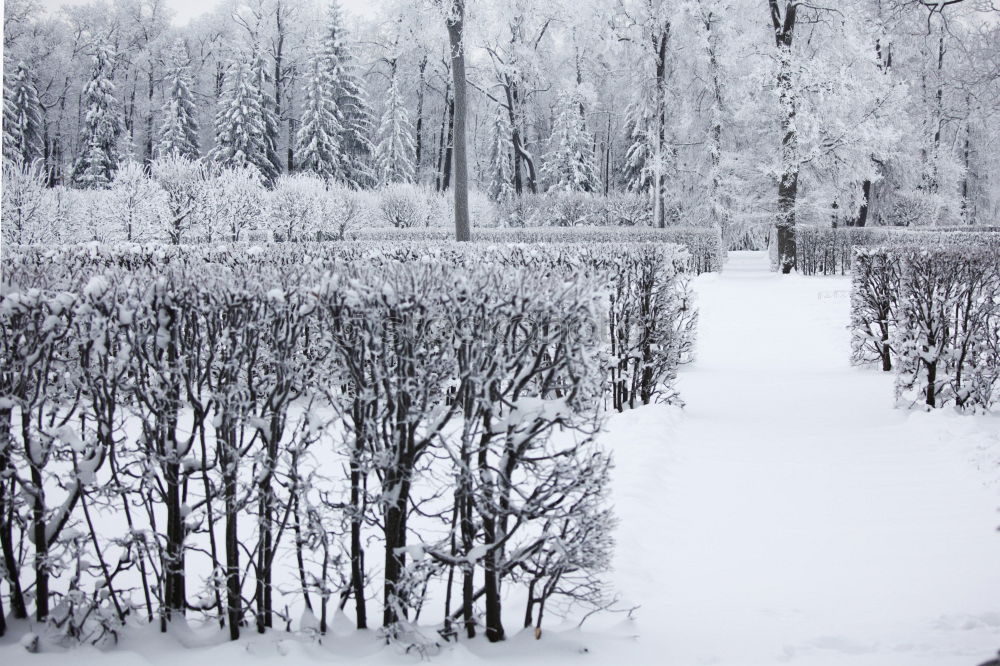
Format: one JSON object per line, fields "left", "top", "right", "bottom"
{"left": 652, "top": 27, "right": 669, "bottom": 229}
{"left": 769, "top": 0, "right": 799, "bottom": 273}
{"left": 442, "top": 98, "right": 455, "bottom": 191}
{"left": 447, "top": 0, "right": 471, "bottom": 242}
{"left": 415, "top": 57, "right": 427, "bottom": 180}
{"left": 0, "top": 409, "right": 27, "bottom": 627}
{"left": 855, "top": 180, "right": 871, "bottom": 227}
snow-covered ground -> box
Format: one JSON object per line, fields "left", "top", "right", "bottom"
{"left": 3, "top": 250, "right": 998, "bottom": 665}
{"left": 609, "top": 251, "right": 1000, "bottom": 666}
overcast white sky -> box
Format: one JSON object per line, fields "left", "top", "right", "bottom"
{"left": 38, "top": 0, "right": 373, "bottom": 25}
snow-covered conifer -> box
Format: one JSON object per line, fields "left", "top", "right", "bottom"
{"left": 486, "top": 104, "right": 515, "bottom": 203}
{"left": 321, "top": 1, "right": 375, "bottom": 187}
{"left": 295, "top": 50, "right": 344, "bottom": 180}
{"left": 3, "top": 61, "right": 45, "bottom": 167}
{"left": 373, "top": 72, "right": 416, "bottom": 185}
{"left": 210, "top": 57, "right": 275, "bottom": 185}
{"left": 621, "top": 95, "right": 654, "bottom": 194}
{"left": 251, "top": 49, "right": 283, "bottom": 185}
{"left": 71, "top": 45, "right": 125, "bottom": 188}
{"left": 157, "top": 41, "right": 200, "bottom": 160}
{"left": 541, "top": 91, "right": 600, "bottom": 193}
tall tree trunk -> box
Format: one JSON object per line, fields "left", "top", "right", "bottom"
{"left": 145, "top": 67, "right": 155, "bottom": 166}
{"left": 769, "top": 0, "right": 799, "bottom": 273}
{"left": 652, "top": 27, "right": 669, "bottom": 229}
{"left": 415, "top": 57, "right": 427, "bottom": 180}
{"left": 435, "top": 81, "right": 451, "bottom": 192}
{"left": 447, "top": 0, "right": 471, "bottom": 242}
{"left": 442, "top": 98, "right": 455, "bottom": 191}
{"left": 854, "top": 180, "right": 872, "bottom": 227}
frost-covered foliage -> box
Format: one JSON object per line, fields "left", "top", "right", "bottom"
{"left": 1, "top": 239, "right": 697, "bottom": 643}
{"left": 848, "top": 244, "right": 1000, "bottom": 412}
{"left": 195, "top": 165, "right": 265, "bottom": 241}
{"left": 150, "top": 154, "right": 206, "bottom": 244}
{"left": 377, "top": 183, "right": 434, "bottom": 227}
{"left": 71, "top": 45, "right": 125, "bottom": 188}
{"left": 105, "top": 162, "right": 168, "bottom": 242}
{"left": 266, "top": 173, "right": 339, "bottom": 241}
{"left": 1, "top": 159, "right": 51, "bottom": 244}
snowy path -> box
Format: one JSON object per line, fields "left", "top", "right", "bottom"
{"left": 607, "top": 251, "right": 1000, "bottom": 666}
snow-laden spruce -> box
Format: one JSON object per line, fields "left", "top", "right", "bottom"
{"left": 71, "top": 44, "right": 125, "bottom": 188}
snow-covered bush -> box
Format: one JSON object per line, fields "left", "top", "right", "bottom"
{"left": 849, "top": 248, "right": 900, "bottom": 371}
{"left": 604, "top": 193, "right": 652, "bottom": 226}
{"left": 150, "top": 153, "right": 205, "bottom": 244}
{"left": 316, "top": 182, "right": 367, "bottom": 240}
{"left": 893, "top": 247, "right": 1000, "bottom": 411}
{"left": 194, "top": 165, "right": 265, "bottom": 242}
{"left": 105, "top": 161, "right": 168, "bottom": 242}
{"left": 377, "top": 183, "right": 433, "bottom": 228}
{"left": 267, "top": 173, "right": 326, "bottom": 241}
{"left": 1, "top": 159, "right": 51, "bottom": 245}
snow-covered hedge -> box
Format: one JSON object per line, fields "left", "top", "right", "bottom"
{"left": 893, "top": 247, "right": 1000, "bottom": 411}
{"left": 0, "top": 240, "right": 697, "bottom": 642}
{"left": 343, "top": 226, "right": 724, "bottom": 274}
{"left": 849, "top": 245, "right": 1000, "bottom": 412}
{"left": 849, "top": 248, "right": 899, "bottom": 371}
{"left": 499, "top": 192, "right": 677, "bottom": 229}
{"left": 792, "top": 226, "right": 1000, "bottom": 276}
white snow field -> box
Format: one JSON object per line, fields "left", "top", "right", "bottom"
{"left": 2, "top": 250, "right": 998, "bottom": 666}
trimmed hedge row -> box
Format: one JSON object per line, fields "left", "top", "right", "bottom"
{"left": 791, "top": 226, "right": 1000, "bottom": 276}
{"left": 850, "top": 245, "right": 1000, "bottom": 411}
{"left": 342, "top": 226, "right": 725, "bottom": 275}
{"left": 9, "top": 240, "right": 698, "bottom": 410}
{"left": 0, "top": 240, "right": 696, "bottom": 642}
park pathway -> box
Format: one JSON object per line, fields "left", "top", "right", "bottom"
{"left": 605, "top": 250, "right": 1000, "bottom": 666}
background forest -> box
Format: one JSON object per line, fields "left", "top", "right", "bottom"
{"left": 3, "top": 0, "right": 1000, "bottom": 248}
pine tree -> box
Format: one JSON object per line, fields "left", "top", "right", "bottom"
{"left": 3, "top": 61, "right": 45, "bottom": 167}
{"left": 622, "top": 96, "right": 654, "bottom": 193}
{"left": 487, "top": 103, "right": 514, "bottom": 203}
{"left": 157, "top": 41, "right": 200, "bottom": 160}
{"left": 541, "top": 91, "right": 600, "bottom": 193}
{"left": 71, "top": 45, "right": 125, "bottom": 188}
{"left": 251, "top": 49, "right": 283, "bottom": 184}
{"left": 295, "top": 50, "right": 344, "bottom": 179}
{"left": 210, "top": 57, "right": 274, "bottom": 185}
{"left": 321, "top": 0, "right": 375, "bottom": 187}
{"left": 373, "top": 71, "right": 416, "bottom": 185}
